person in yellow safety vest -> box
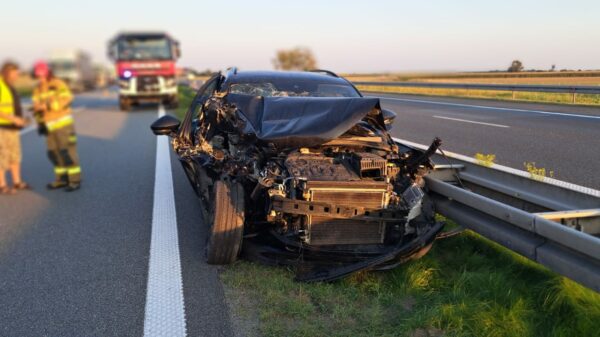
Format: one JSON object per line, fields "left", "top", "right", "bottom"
{"left": 0, "top": 61, "right": 30, "bottom": 195}
{"left": 32, "top": 61, "right": 82, "bottom": 192}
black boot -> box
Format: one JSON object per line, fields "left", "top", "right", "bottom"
{"left": 47, "top": 181, "right": 68, "bottom": 190}
{"left": 65, "top": 183, "right": 81, "bottom": 192}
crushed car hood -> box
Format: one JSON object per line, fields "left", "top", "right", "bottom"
{"left": 226, "top": 94, "right": 383, "bottom": 147}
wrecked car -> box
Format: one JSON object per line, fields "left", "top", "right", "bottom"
{"left": 151, "top": 69, "right": 445, "bottom": 282}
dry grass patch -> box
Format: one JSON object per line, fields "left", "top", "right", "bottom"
{"left": 357, "top": 85, "right": 600, "bottom": 106}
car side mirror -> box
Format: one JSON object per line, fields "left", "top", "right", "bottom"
{"left": 151, "top": 115, "right": 181, "bottom": 136}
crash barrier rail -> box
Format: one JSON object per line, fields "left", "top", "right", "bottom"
{"left": 393, "top": 138, "right": 600, "bottom": 292}
{"left": 355, "top": 81, "right": 600, "bottom": 103}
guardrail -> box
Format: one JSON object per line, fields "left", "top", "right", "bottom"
{"left": 355, "top": 81, "right": 600, "bottom": 103}
{"left": 394, "top": 138, "right": 600, "bottom": 292}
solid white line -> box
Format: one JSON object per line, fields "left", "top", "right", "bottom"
{"left": 72, "top": 106, "right": 86, "bottom": 113}
{"left": 19, "top": 125, "right": 36, "bottom": 136}
{"left": 432, "top": 115, "right": 510, "bottom": 128}
{"left": 377, "top": 96, "right": 600, "bottom": 120}
{"left": 392, "top": 136, "right": 600, "bottom": 198}
{"left": 143, "top": 105, "right": 187, "bottom": 337}
{"left": 19, "top": 106, "right": 87, "bottom": 136}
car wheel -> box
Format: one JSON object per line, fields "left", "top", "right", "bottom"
{"left": 205, "top": 180, "right": 244, "bottom": 265}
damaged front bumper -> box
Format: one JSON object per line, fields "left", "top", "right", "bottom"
{"left": 242, "top": 221, "right": 445, "bottom": 282}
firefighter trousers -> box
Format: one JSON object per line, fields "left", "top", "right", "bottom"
{"left": 46, "top": 124, "right": 81, "bottom": 184}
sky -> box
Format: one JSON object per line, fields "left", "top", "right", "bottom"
{"left": 2, "top": 0, "right": 599, "bottom": 73}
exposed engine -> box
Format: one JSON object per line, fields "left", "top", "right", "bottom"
{"left": 173, "top": 94, "right": 442, "bottom": 250}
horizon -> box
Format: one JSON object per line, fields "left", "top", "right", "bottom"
{"left": 2, "top": 0, "right": 599, "bottom": 73}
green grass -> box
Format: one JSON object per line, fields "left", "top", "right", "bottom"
{"left": 357, "top": 85, "right": 600, "bottom": 106}
{"left": 221, "top": 226, "right": 600, "bottom": 337}
{"left": 16, "top": 87, "right": 33, "bottom": 97}
{"left": 175, "top": 85, "right": 196, "bottom": 119}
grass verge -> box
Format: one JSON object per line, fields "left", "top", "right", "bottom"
{"left": 175, "top": 85, "right": 196, "bottom": 119}
{"left": 16, "top": 87, "right": 33, "bottom": 97}
{"left": 356, "top": 85, "right": 600, "bottom": 106}
{"left": 221, "top": 225, "right": 600, "bottom": 337}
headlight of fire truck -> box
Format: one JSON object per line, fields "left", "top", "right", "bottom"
{"left": 119, "top": 79, "right": 130, "bottom": 89}
{"left": 164, "top": 76, "right": 176, "bottom": 88}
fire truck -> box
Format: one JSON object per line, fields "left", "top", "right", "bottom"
{"left": 108, "top": 32, "right": 180, "bottom": 110}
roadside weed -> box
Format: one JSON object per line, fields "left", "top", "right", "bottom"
{"left": 474, "top": 153, "right": 496, "bottom": 167}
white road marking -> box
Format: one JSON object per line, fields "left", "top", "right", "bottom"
{"left": 393, "top": 136, "right": 600, "bottom": 198}
{"left": 20, "top": 106, "right": 87, "bottom": 136}
{"left": 143, "top": 105, "right": 187, "bottom": 337}
{"left": 72, "top": 106, "right": 86, "bottom": 113}
{"left": 376, "top": 96, "right": 600, "bottom": 120}
{"left": 432, "top": 115, "right": 510, "bottom": 128}
{"left": 19, "top": 125, "right": 36, "bottom": 136}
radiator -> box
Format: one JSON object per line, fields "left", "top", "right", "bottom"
{"left": 306, "top": 181, "right": 388, "bottom": 245}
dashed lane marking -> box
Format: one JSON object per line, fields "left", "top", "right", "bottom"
{"left": 376, "top": 96, "right": 600, "bottom": 120}
{"left": 432, "top": 115, "right": 510, "bottom": 128}
{"left": 143, "top": 105, "right": 187, "bottom": 337}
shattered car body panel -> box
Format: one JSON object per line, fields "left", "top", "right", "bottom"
{"left": 157, "top": 70, "right": 445, "bottom": 282}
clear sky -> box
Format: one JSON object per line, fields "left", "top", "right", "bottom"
{"left": 2, "top": 0, "right": 599, "bottom": 73}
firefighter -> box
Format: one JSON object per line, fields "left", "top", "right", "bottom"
{"left": 32, "top": 61, "right": 82, "bottom": 192}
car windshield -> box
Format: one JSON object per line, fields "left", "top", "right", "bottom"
{"left": 117, "top": 37, "right": 172, "bottom": 60}
{"left": 228, "top": 80, "right": 360, "bottom": 97}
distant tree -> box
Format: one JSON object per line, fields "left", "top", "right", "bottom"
{"left": 508, "top": 60, "right": 524, "bottom": 72}
{"left": 550, "top": 64, "right": 556, "bottom": 72}
{"left": 198, "top": 68, "right": 214, "bottom": 76}
{"left": 272, "top": 47, "right": 317, "bottom": 71}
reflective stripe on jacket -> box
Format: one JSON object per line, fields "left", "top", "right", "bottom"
{"left": 0, "top": 78, "right": 15, "bottom": 126}
{"left": 46, "top": 115, "right": 75, "bottom": 132}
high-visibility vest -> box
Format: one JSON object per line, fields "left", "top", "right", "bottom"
{"left": 32, "top": 78, "right": 73, "bottom": 127}
{"left": 0, "top": 78, "right": 15, "bottom": 126}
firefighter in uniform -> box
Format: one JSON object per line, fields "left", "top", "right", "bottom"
{"left": 32, "top": 61, "right": 82, "bottom": 192}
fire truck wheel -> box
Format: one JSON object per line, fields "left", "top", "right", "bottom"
{"left": 119, "top": 97, "right": 131, "bottom": 111}
{"left": 167, "top": 98, "right": 179, "bottom": 109}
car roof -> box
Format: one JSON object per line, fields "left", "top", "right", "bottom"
{"left": 224, "top": 70, "right": 352, "bottom": 86}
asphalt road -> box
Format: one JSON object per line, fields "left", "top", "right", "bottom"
{"left": 0, "top": 90, "right": 598, "bottom": 336}
{"left": 370, "top": 93, "right": 600, "bottom": 189}
{"left": 0, "top": 91, "right": 233, "bottom": 337}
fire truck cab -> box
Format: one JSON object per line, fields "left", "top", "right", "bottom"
{"left": 108, "top": 32, "right": 180, "bottom": 110}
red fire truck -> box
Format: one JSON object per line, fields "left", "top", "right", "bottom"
{"left": 108, "top": 32, "right": 180, "bottom": 110}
